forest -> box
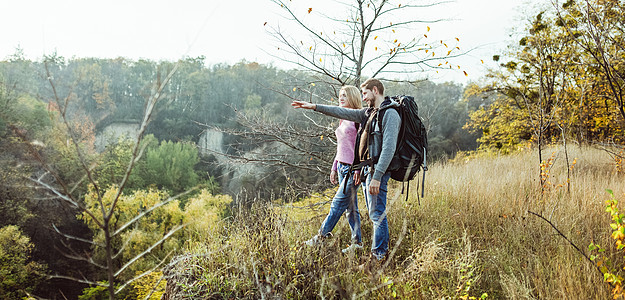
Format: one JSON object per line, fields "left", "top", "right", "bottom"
{"left": 1, "top": 0, "right": 625, "bottom": 299}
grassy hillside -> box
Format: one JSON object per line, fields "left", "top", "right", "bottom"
{"left": 164, "top": 146, "right": 624, "bottom": 299}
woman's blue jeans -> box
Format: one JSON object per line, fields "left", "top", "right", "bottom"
{"left": 362, "top": 167, "right": 390, "bottom": 260}
{"left": 319, "top": 162, "right": 362, "bottom": 245}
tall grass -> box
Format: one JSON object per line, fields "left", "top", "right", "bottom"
{"left": 164, "top": 145, "right": 624, "bottom": 299}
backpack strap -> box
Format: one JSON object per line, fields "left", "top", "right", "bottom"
{"left": 341, "top": 108, "right": 376, "bottom": 194}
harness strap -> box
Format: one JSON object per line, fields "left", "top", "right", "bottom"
{"left": 342, "top": 158, "right": 376, "bottom": 194}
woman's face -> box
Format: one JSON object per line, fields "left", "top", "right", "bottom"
{"left": 339, "top": 89, "right": 349, "bottom": 108}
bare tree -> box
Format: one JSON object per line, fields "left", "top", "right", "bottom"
{"left": 209, "top": 0, "right": 466, "bottom": 200}
{"left": 267, "top": 0, "right": 464, "bottom": 87}
{"left": 20, "top": 59, "right": 185, "bottom": 299}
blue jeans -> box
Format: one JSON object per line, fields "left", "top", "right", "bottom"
{"left": 362, "top": 167, "right": 391, "bottom": 260}
{"left": 319, "top": 162, "right": 362, "bottom": 244}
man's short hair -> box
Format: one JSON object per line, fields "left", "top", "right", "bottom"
{"left": 360, "top": 78, "right": 385, "bottom": 95}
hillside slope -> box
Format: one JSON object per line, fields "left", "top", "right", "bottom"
{"left": 164, "top": 146, "right": 624, "bottom": 299}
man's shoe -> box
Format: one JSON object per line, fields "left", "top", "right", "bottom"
{"left": 341, "top": 243, "right": 363, "bottom": 254}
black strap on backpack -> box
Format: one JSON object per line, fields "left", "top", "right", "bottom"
{"left": 341, "top": 107, "right": 376, "bottom": 194}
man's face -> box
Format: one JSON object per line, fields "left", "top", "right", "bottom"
{"left": 362, "top": 88, "right": 375, "bottom": 107}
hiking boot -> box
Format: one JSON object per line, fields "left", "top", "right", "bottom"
{"left": 304, "top": 233, "right": 332, "bottom": 246}
{"left": 341, "top": 243, "right": 363, "bottom": 254}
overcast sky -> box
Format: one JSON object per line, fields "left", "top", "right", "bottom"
{"left": 1, "top": 0, "right": 533, "bottom": 84}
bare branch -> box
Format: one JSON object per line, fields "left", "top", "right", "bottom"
{"left": 112, "top": 186, "right": 201, "bottom": 237}
{"left": 52, "top": 224, "right": 103, "bottom": 247}
{"left": 54, "top": 239, "right": 107, "bottom": 270}
{"left": 108, "top": 63, "right": 180, "bottom": 219}
{"left": 114, "top": 224, "right": 186, "bottom": 278}
{"left": 47, "top": 274, "right": 105, "bottom": 287}
{"left": 44, "top": 61, "right": 105, "bottom": 214}
{"left": 115, "top": 250, "right": 174, "bottom": 295}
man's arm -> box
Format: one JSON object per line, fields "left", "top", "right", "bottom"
{"left": 292, "top": 101, "right": 365, "bottom": 123}
{"left": 313, "top": 104, "right": 364, "bottom": 123}
{"left": 372, "top": 109, "right": 400, "bottom": 182}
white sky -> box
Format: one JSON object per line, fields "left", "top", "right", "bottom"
{"left": 1, "top": 0, "right": 533, "bottom": 84}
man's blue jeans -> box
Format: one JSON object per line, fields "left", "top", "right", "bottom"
{"left": 362, "top": 167, "right": 391, "bottom": 260}
{"left": 319, "top": 162, "right": 362, "bottom": 245}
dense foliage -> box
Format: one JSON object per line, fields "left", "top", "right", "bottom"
{"left": 466, "top": 0, "right": 625, "bottom": 153}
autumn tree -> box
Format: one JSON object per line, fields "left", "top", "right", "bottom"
{"left": 553, "top": 0, "right": 625, "bottom": 148}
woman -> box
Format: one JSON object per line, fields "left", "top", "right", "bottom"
{"left": 305, "top": 85, "right": 364, "bottom": 253}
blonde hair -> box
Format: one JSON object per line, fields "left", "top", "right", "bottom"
{"left": 341, "top": 85, "right": 363, "bottom": 109}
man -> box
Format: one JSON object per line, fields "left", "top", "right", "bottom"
{"left": 291, "top": 78, "right": 400, "bottom": 261}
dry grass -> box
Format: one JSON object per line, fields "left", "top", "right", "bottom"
{"left": 164, "top": 145, "right": 624, "bottom": 299}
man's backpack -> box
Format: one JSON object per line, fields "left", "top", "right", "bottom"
{"left": 384, "top": 95, "right": 428, "bottom": 183}
{"left": 377, "top": 95, "right": 428, "bottom": 200}
{"left": 346, "top": 95, "right": 428, "bottom": 199}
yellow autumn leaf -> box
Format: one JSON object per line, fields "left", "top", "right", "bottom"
{"left": 343, "top": 43, "right": 346, "bottom": 47}
{"left": 447, "top": 50, "right": 452, "bottom": 55}
{"left": 374, "top": 36, "right": 378, "bottom": 40}
{"left": 293, "top": 87, "right": 297, "bottom": 91}
{"left": 309, "top": 46, "right": 312, "bottom": 50}
{"left": 320, "top": 135, "right": 324, "bottom": 140}
{"left": 394, "top": 39, "right": 397, "bottom": 43}
{"left": 398, "top": 3, "right": 401, "bottom": 7}
{"left": 308, "top": 7, "right": 312, "bottom": 13}
{"left": 425, "top": 49, "right": 429, "bottom": 53}
{"left": 427, "top": 26, "right": 431, "bottom": 32}
{"left": 319, "top": 58, "right": 322, "bottom": 62}
{"left": 392, "top": 29, "right": 396, "bottom": 33}
{"left": 424, "top": 34, "right": 428, "bottom": 38}
{"left": 463, "top": 71, "right": 468, "bottom": 76}
{"left": 375, "top": 47, "right": 378, "bottom": 51}
{"left": 481, "top": 59, "right": 484, "bottom": 64}
{"left": 311, "top": 83, "right": 316, "bottom": 86}
{"left": 456, "top": 37, "right": 460, "bottom": 41}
